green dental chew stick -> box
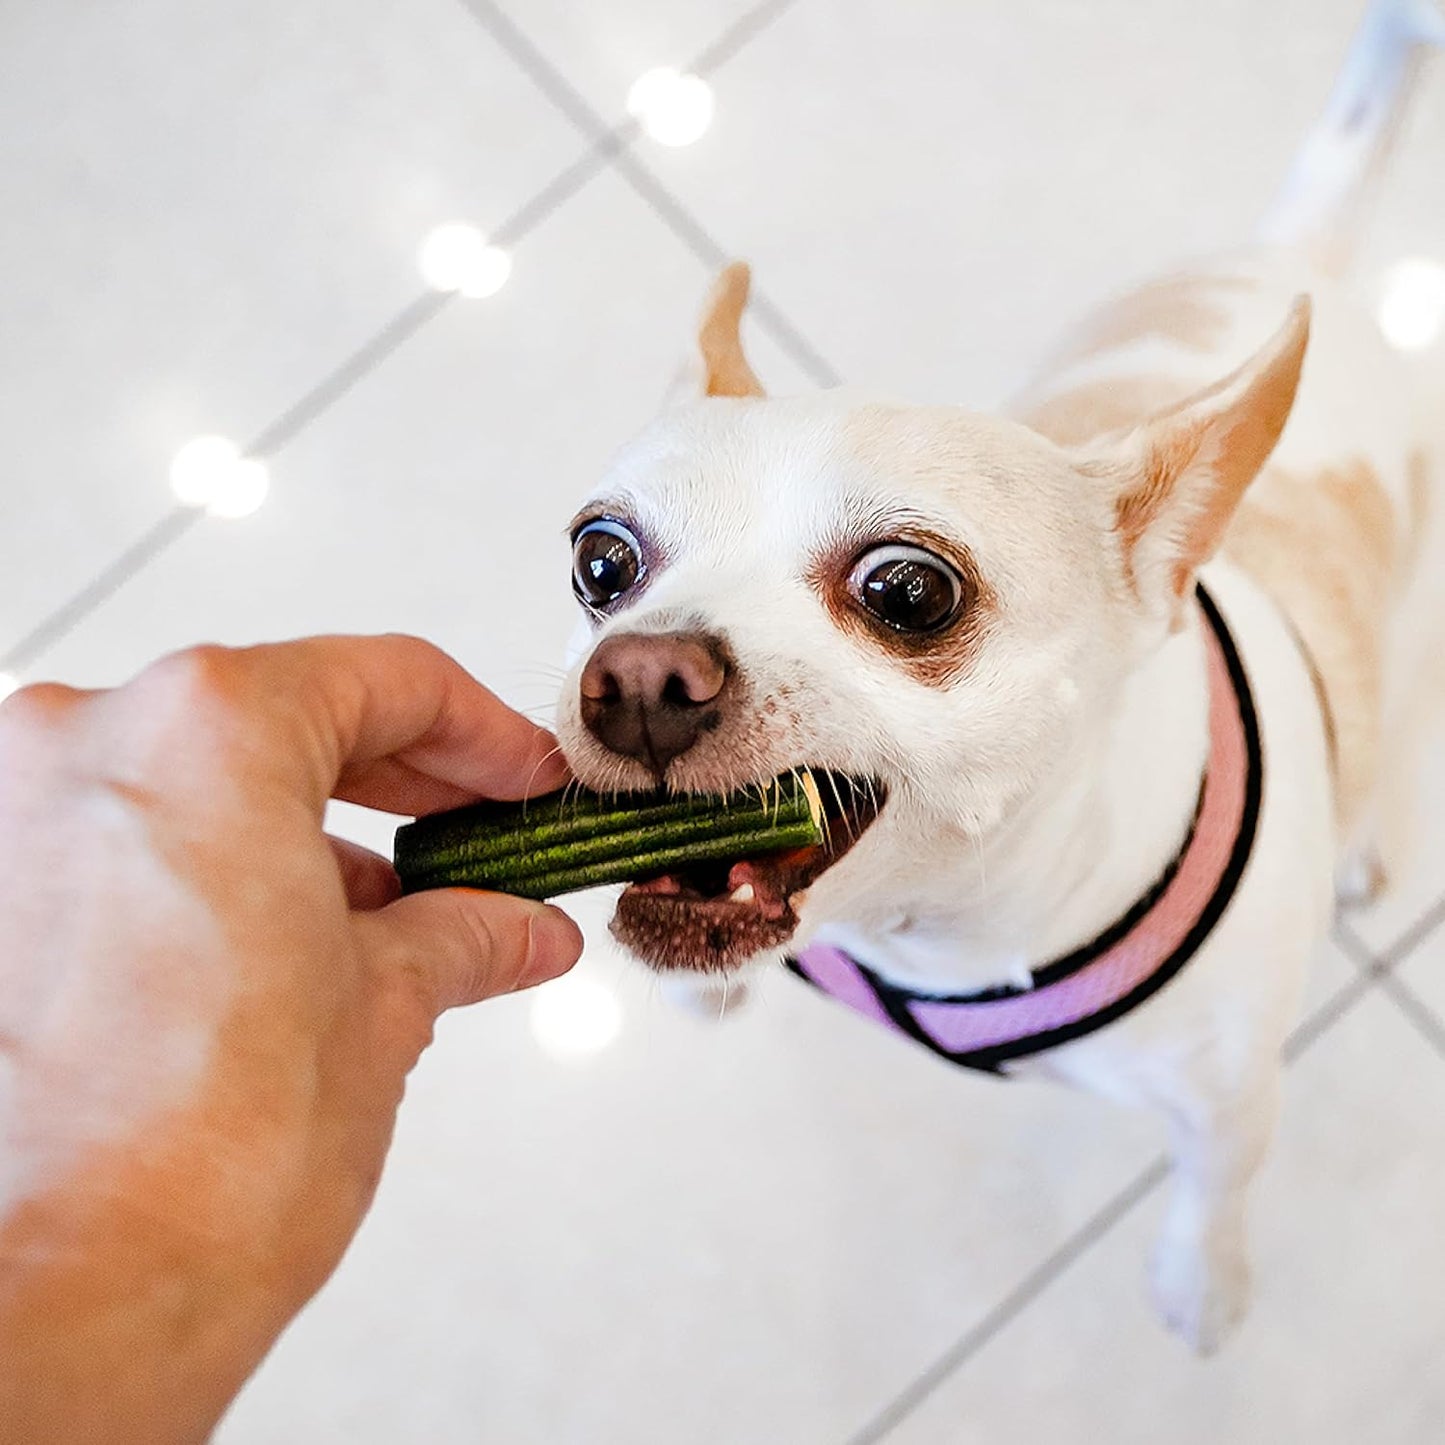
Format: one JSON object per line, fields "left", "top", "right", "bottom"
{"left": 393, "top": 770, "right": 826, "bottom": 901}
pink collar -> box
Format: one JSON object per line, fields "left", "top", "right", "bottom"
{"left": 787, "top": 586, "right": 1262, "bottom": 1075}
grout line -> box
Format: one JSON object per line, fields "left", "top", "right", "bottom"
{"left": 1379, "top": 892, "right": 1445, "bottom": 970}
{"left": 688, "top": 0, "right": 801, "bottom": 75}
{"left": 1338, "top": 908, "right": 1445, "bottom": 1058}
{"left": 845, "top": 964, "right": 1380, "bottom": 1442}
{"left": 1335, "top": 888, "right": 1445, "bottom": 976}
{"left": 607, "top": 149, "right": 843, "bottom": 386}
{"left": 1330, "top": 915, "right": 1381, "bottom": 976}
{"left": 842, "top": 1156, "right": 1171, "bottom": 1445}
{"left": 460, "top": 0, "right": 843, "bottom": 387}
{"left": 2, "top": 291, "right": 456, "bottom": 674}
{"left": 491, "top": 136, "right": 628, "bottom": 246}
{"left": 245, "top": 290, "right": 454, "bottom": 457}
{"left": 453, "top": 0, "right": 611, "bottom": 144}
{"left": 741, "top": 288, "right": 845, "bottom": 388}
{"left": 1374, "top": 969, "right": 1445, "bottom": 1059}
{"left": 0, "top": 508, "right": 198, "bottom": 674}
{"left": 1281, "top": 966, "right": 1373, "bottom": 1063}
{"left": 2, "top": 0, "right": 811, "bottom": 675}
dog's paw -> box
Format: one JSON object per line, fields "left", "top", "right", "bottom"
{"left": 1148, "top": 1237, "right": 1251, "bottom": 1355}
{"left": 661, "top": 975, "right": 752, "bottom": 1021}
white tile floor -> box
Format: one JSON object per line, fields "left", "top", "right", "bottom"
{"left": 4, "top": 2, "right": 1445, "bottom": 1440}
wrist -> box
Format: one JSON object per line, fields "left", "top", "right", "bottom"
{"left": 0, "top": 1171, "right": 290, "bottom": 1444}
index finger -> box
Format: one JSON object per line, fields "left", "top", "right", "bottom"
{"left": 241, "top": 634, "right": 571, "bottom": 815}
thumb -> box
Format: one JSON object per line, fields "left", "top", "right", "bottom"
{"left": 358, "top": 889, "right": 583, "bottom": 1014}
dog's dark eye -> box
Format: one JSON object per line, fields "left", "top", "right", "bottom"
{"left": 849, "top": 544, "right": 963, "bottom": 634}
{"left": 572, "top": 520, "right": 644, "bottom": 609}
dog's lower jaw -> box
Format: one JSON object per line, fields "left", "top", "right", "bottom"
{"left": 609, "top": 889, "right": 799, "bottom": 973}
{"left": 602, "top": 771, "right": 886, "bottom": 975}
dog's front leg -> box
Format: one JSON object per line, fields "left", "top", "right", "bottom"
{"left": 1148, "top": 1066, "right": 1282, "bottom": 1356}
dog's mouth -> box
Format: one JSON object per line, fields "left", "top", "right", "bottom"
{"left": 610, "top": 770, "right": 885, "bottom": 973}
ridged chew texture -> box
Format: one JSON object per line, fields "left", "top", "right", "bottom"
{"left": 393, "top": 771, "right": 825, "bottom": 901}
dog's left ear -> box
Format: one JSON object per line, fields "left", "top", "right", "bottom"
{"left": 1088, "top": 296, "right": 1310, "bottom": 621}
{"left": 696, "top": 262, "right": 765, "bottom": 398}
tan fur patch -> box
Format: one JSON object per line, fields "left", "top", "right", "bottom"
{"left": 698, "top": 262, "right": 764, "bottom": 399}
{"left": 1158, "top": 299, "right": 1311, "bottom": 594}
{"left": 1052, "top": 274, "right": 1260, "bottom": 368}
{"left": 1016, "top": 374, "right": 1194, "bottom": 447}
{"left": 1224, "top": 458, "right": 1399, "bottom": 832}
{"left": 808, "top": 527, "right": 995, "bottom": 691}
{"left": 1054, "top": 300, "right": 1310, "bottom": 603}
{"left": 1112, "top": 416, "right": 1209, "bottom": 591}
{"left": 1404, "top": 448, "right": 1432, "bottom": 571}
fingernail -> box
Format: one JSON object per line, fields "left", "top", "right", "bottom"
{"left": 521, "top": 905, "right": 584, "bottom": 988}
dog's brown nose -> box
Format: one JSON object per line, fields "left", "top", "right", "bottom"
{"left": 579, "top": 632, "right": 730, "bottom": 774}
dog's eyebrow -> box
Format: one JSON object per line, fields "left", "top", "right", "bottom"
{"left": 831, "top": 498, "right": 963, "bottom": 548}
{"left": 565, "top": 498, "right": 633, "bottom": 535}
{"left": 834, "top": 495, "right": 895, "bottom": 538}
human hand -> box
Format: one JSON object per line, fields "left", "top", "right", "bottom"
{"left": 0, "top": 636, "right": 583, "bottom": 1443}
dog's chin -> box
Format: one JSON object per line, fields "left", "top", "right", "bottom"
{"left": 611, "top": 890, "right": 798, "bottom": 973}
{"left": 608, "top": 770, "right": 884, "bottom": 975}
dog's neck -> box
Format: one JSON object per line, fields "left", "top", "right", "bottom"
{"left": 814, "top": 606, "right": 1212, "bottom": 995}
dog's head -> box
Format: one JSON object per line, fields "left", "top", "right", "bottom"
{"left": 555, "top": 265, "right": 1308, "bottom": 975}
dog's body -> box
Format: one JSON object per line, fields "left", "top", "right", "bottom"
{"left": 995, "top": 259, "right": 1411, "bottom": 1347}
{"left": 554, "top": 0, "right": 1445, "bottom": 1351}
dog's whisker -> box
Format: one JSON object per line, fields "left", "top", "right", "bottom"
{"left": 510, "top": 663, "right": 570, "bottom": 679}
{"left": 806, "top": 766, "right": 836, "bottom": 852}
{"left": 558, "top": 777, "right": 585, "bottom": 822}
{"left": 520, "top": 743, "right": 568, "bottom": 809}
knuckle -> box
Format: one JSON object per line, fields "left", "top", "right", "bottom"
{"left": 380, "top": 632, "right": 452, "bottom": 675}
{"left": 0, "top": 681, "right": 82, "bottom": 728}
{"left": 117, "top": 645, "right": 259, "bottom": 776}
{"left": 380, "top": 631, "right": 435, "bottom": 653}
{"left": 0, "top": 682, "right": 84, "bottom": 759}
{"left": 135, "top": 645, "right": 250, "bottom": 726}
{"left": 144, "top": 643, "right": 237, "bottom": 698}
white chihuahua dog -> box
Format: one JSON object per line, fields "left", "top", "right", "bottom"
{"left": 553, "top": 0, "right": 1445, "bottom": 1352}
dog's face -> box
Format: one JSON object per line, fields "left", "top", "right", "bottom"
{"left": 554, "top": 266, "right": 1308, "bottom": 975}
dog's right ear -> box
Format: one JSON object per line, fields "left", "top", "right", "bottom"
{"left": 666, "top": 262, "right": 765, "bottom": 403}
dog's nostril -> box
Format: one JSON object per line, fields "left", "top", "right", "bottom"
{"left": 661, "top": 671, "right": 696, "bottom": 708}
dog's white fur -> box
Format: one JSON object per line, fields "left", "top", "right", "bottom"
{"left": 554, "top": 0, "right": 1444, "bottom": 1351}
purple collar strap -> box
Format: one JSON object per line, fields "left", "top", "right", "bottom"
{"left": 786, "top": 585, "right": 1263, "bottom": 1075}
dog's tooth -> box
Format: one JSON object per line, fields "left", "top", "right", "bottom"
{"left": 729, "top": 882, "right": 757, "bottom": 904}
